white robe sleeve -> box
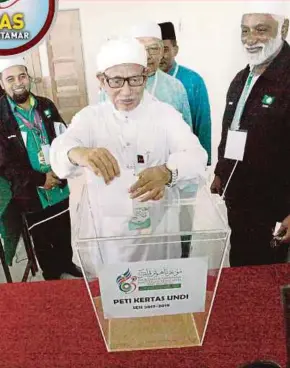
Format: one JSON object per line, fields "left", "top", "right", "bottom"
{"left": 50, "top": 107, "right": 94, "bottom": 179}
{"left": 164, "top": 106, "right": 208, "bottom": 183}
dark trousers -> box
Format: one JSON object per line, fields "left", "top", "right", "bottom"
{"left": 226, "top": 200, "right": 289, "bottom": 267}
{"left": 181, "top": 236, "right": 191, "bottom": 258}
{"left": 26, "top": 199, "right": 73, "bottom": 280}
{"left": 179, "top": 202, "right": 195, "bottom": 258}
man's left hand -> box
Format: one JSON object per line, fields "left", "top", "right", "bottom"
{"left": 129, "top": 165, "right": 171, "bottom": 202}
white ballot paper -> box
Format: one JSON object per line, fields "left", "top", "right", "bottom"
{"left": 224, "top": 130, "right": 247, "bottom": 161}
{"left": 85, "top": 168, "right": 135, "bottom": 217}
{"left": 82, "top": 168, "right": 181, "bottom": 264}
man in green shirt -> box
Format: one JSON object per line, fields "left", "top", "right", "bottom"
{"left": 0, "top": 57, "right": 82, "bottom": 280}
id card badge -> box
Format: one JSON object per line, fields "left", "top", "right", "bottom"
{"left": 41, "top": 144, "right": 51, "bottom": 165}
{"left": 224, "top": 130, "right": 248, "bottom": 161}
{"left": 38, "top": 150, "right": 46, "bottom": 166}
{"left": 128, "top": 153, "right": 151, "bottom": 232}
{"left": 129, "top": 199, "right": 151, "bottom": 231}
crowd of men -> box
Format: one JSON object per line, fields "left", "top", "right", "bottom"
{"left": 1, "top": 2, "right": 290, "bottom": 280}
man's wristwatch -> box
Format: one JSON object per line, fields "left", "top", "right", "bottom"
{"left": 165, "top": 162, "right": 178, "bottom": 187}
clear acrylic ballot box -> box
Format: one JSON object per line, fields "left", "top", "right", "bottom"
{"left": 75, "top": 182, "right": 230, "bottom": 352}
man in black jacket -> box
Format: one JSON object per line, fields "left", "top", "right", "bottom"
{"left": 0, "top": 57, "right": 82, "bottom": 280}
{"left": 211, "top": 7, "right": 290, "bottom": 266}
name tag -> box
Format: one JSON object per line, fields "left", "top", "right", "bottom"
{"left": 224, "top": 130, "right": 247, "bottom": 161}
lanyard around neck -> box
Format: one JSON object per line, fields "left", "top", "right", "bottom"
{"left": 231, "top": 72, "right": 255, "bottom": 131}
{"left": 15, "top": 109, "right": 47, "bottom": 144}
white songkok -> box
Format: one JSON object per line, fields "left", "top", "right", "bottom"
{"left": 96, "top": 37, "right": 147, "bottom": 73}
{"left": 0, "top": 56, "right": 26, "bottom": 73}
{"left": 129, "top": 21, "right": 162, "bottom": 39}
{"left": 243, "top": 1, "right": 288, "bottom": 18}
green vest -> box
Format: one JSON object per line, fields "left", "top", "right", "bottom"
{"left": 8, "top": 96, "right": 69, "bottom": 209}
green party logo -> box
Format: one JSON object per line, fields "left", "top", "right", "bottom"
{"left": 116, "top": 269, "right": 138, "bottom": 294}
{"left": 262, "top": 95, "right": 275, "bottom": 106}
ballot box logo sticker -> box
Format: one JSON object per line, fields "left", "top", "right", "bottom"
{"left": 0, "top": 0, "right": 57, "bottom": 56}
{"left": 116, "top": 267, "right": 183, "bottom": 294}
{"left": 116, "top": 269, "right": 137, "bottom": 294}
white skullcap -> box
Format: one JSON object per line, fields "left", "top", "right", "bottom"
{"left": 96, "top": 37, "right": 147, "bottom": 73}
{"left": 129, "top": 21, "right": 162, "bottom": 39}
{"left": 0, "top": 56, "right": 26, "bottom": 74}
{"left": 243, "top": 1, "right": 288, "bottom": 18}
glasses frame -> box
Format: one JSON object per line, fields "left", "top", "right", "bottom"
{"left": 103, "top": 74, "right": 147, "bottom": 89}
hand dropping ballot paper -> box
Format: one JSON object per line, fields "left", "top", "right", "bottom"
{"left": 83, "top": 168, "right": 182, "bottom": 264}
{"left": 86, "top": 168, "right": 135, "bottom": 218}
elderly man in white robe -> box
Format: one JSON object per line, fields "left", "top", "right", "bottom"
{"left": 50, "top": 38, "right": 207, "bottom": 265}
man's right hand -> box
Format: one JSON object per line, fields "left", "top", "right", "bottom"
{"left": 43, "top": 171, "right": 62, "bottom": 190}
{"left": 68, "top": 147, "right": 120, "bottom": 184}
{"left": 275, "top": 215, "right": 290, "bottom": 244}
{"left": 210, "top": 175, "right": 223, "bottom": 196}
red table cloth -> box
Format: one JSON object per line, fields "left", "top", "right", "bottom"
{"left": 0, "top": 264, "right": 289, "bottom": 368}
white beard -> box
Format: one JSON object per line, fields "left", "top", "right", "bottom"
{"left": 244, "top": 36, "right": 283, "bottom": 66}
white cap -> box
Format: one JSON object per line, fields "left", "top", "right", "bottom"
{"left": 243, "top": 1, "right": 288, "bottom": 18}
{"left": 0, "top": 56, "right": 26, "bottom": 74}
{"left": 96, "top": 37, "right": 147, "bottom": 73}
{"left": 129, "top": 21, "right": 162, "bottom": 39}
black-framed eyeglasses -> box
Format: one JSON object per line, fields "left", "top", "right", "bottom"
{"left": 103, "top": 74, "right": 146, "bottom": 89}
